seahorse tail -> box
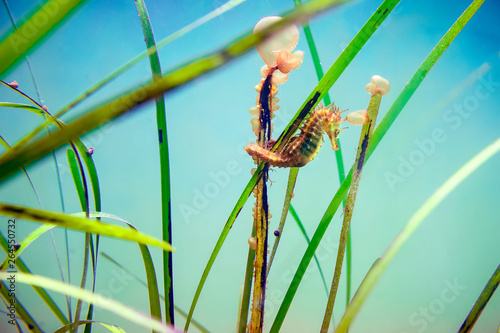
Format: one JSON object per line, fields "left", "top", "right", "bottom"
{"left": 244, "top": 143, "right": 293, "bottom": 168}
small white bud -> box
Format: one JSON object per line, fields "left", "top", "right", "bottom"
{"left": 371, "top": 75, "right": 390, "bottom": 95}
{"left": 248, "top": 237, "right": 257, "bottom": 250}
{"left": 250, "top": 118, "right": 260, "bottom": 134}
{"left": 271, "top": 70, "right": 289, "bottom": 85}
{"left": 365, "top": 82, "right": 378, "bottom": 95}
{"left": 346, "top": 110, "right": 369, "bottom": 125}
{"left": 249, "top": 106, "right": 260, "bottom": 117}
{"left": 365, "top": 75, "right": 390, "bottom": 95}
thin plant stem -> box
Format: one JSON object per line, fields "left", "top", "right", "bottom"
{"left": 267, "top": 167, "right": 299, "bottom": 276}
{"left": 0, "top": 281, "right": 43, "bottom": 332}
{"left": 458, "top": 264, "right": 500, "bottom": 333}
{"left": 321, "top": 93, "right": 382, "bottom": 332}
{"left": 249, "top": 173, "right": 268, "bottom": 333}
{"left": 134, "top": 0, "right": 173, "bottom": 324}
{"left": 237, "top": 223, "right": 256, "bottom": 333}
{"left": 73, "top": 233, "right": 91, "bottom": 330}
{"left": 288, "top": 204, "right": 329, "bottom": 297}
{"left": 249, "top": 71, "right": 274, "bottom": 333}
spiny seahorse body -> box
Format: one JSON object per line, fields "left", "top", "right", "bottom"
{"left": 245, "top": 104, "right": 343, "bottom": 168}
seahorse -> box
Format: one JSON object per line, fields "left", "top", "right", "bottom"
{"left": 245, "top": 104, "right": 344, "bottom": 168}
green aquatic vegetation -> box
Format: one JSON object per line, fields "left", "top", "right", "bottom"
{"left": 134, "top": 0, "right": 173, "bottom": 325}
{"left": 0, "top": 271, "right": 169, "bottom": 332}
{"left": 0, "top": 0, "right": 498, "bottom": 332}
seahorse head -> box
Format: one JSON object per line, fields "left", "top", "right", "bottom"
{"left": 320, "top": 105, "right": 344, "bottom": 151}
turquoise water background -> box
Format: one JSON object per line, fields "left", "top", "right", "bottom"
{"left": 0, "top": 0, "right": 499, "bottom": 332}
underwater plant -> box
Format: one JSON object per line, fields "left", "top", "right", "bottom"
{"left": 0, "top": 0, "right": 499, "bottom": 332}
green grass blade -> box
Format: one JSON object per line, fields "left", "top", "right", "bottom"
{"left": 0, "top": 224, "right": 55, "bottom": 270}
{"left": 0, "top": 0, "right": 87, "bottom": 75}
{"left": 0, "top": 134, "right": 43, "bottom": 208}
{"left": 0, "top": 81, "right": 98, "bottom": 215}
{"left": 336, "top": 137, "right": 500, "bottom": 332}
{"left": 321, "top": 93, "right": 382, "bottom": 332}
{"left": 74, "top": 212, "right": 162, "bottom": 324}
{"left": 0, "top": 101, "right": 44, "bottom": 115}
{"left": 47, "top": 0, "right": 246, "bottom": 124}
{"left": 55, "top": 320, "right": 127, "bottom": 333}
{"left": 270, "top": 0, "right": 398, "bottom": 155}
{"left": 0, "top": 134, "right": 9, "bottom": 150}
{"left": 294, "top": 0, "right": 351, "bottom": 305}
{"left": 67, "top": 149, "right": 87, "bottom": 212}
{"left": 0, "top": 231, "right": 69, "bottom": 325}
{"left": 267, "top": 168, "right": 299, "bottom": 276}
{"left": 294, "top": 0, "right": 326, "bottom": 85}
{"left": 65, "top": 117, "right": 101, "bottom": 333}
{"left": 1, "top": 123, "right": 71, "bottom": 325}
{"left": 237, "top": 224, "right": 256, "bottom": 333}
{"left": 1, "top": 5, "right": 102, "bottom": 327}
{"left": 0, "top": 84, "right": 100, "bottom": 213}
{"left": 0, "top": 203, "right": 173, "bottom": 251}
{"left": 0, "top": 0, "right": 350, "bottom": 184}
{"left": 270, "top": 0, "right": 483, "bottom": 330}
{"left": 71, "top": 140, "right": 101, "bottom": 212}
{"left": 73, "top": 138, "right": 101, "bottom": 333}
{"left": 100, "top": 253, "right": 210, "bottom": 333}
{"left": 0, "top": 281, "right": 43, "bottom": 332}
{"left": 289, "top": 204, "right": 329, "bottom": 297}
{"left": 184, "top": 164, "right": 264, "bottom": 331}
{"left": 63, "top": 137, "right": 91, "bottom": 330}
{"left": 134, "top": 0, "right": 173, "bottom": 325}
{"left": 0, "top": 272, "right": 174, "bottom": 333}
{"left": 458, "top": 264, "right": 500, "bottom": 333}
{"left": 368, "top": 0, "right": 485, "bottom": 157}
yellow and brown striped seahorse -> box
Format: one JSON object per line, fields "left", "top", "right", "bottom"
{"left": 245, "top": 104, "right": 344, "bottom": 168}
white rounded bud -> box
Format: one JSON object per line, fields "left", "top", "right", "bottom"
{"left": 365, "top": 82, "right": 378, "bottom": 95}
{"left": 249, "top": 106, "right": 260, "bottom": 117}
{"left": 346, "top": 110, "right": 369, "bottom": 125}
{"left": 248, "top": 237, "right": 257, "bottom": 250}
{"left": 366, "top": 75, "right": 390, "bottom": 95}
{"left": 371, "top": 75, "right": 390, "bottom": 95}
{"left": 250, "top": 118, "right": 260, "bottom": 134}
{"left": 254, "top": 16, "right": 299, "bottom": 68}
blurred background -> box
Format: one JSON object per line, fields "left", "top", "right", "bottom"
{"left": 0, "top": 0, "right": 499, "bottom": 332}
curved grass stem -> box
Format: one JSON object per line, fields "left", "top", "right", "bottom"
{"left": 134, "top": 0, "right": 173, "bottom": 324}
{"left": 321, "top": 93, "right": 382, "bottom": 332}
